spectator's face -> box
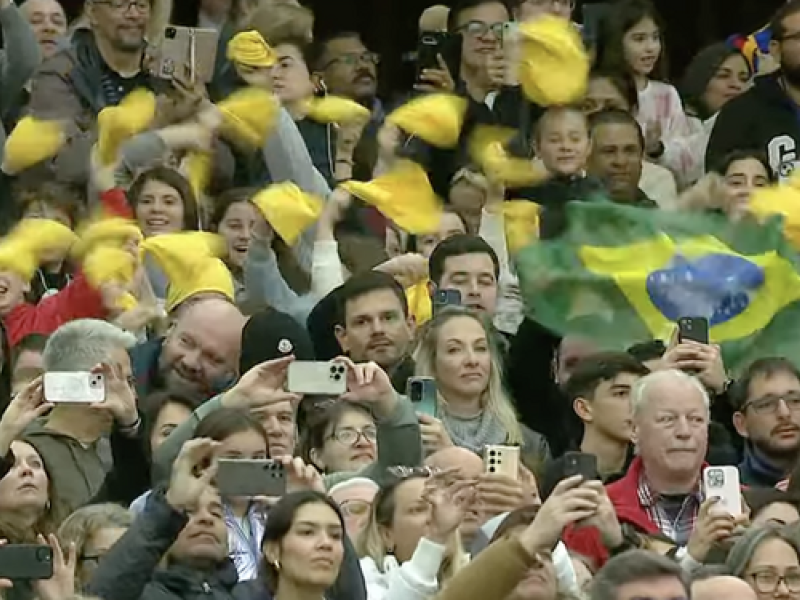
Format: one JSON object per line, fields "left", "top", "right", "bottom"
{"left": 217, "top": 201, "right": 258, "bottom": 270}
{"left": 319, "top": 36, "right": 378, "bottom": 102}
{"left": 264, "top": 501, "right": 344, "bottom": 589}
{"left": 218, "top": 427, "right": 268, "bottom": 464}
{"left": 0, "top": 441, "right": 49, "bottom": 517}
{"left": 587, "top": 122, "right": 644, "bottom": 203}
{"left": 575, "top": 372, "right": 640, "bottom": 444}
{"left": 616, "top": 576, "right": 688, "bottom": 600}
{"left": 448, "top": 180, "right": 486, "bottom": 233}
{"left": 253, "top": 401, "right": 296, "bottom": 458}
{"left": 437, "top": 252, "right": 498, "bottom": 315}
{"left": 149, "top": 400, "right": 193, "bottom": 454}
{"left": 135, "top": 179, "right": 186, "bottom": 237}
{"left": 633, "top": 378, "right": 708, "bottom": 481}
{"left": 506, "top": 546, "right": 557, "bottom": 600}
{"left": 433, "top": 315, "right": 491, "bottom": 401}
{"left": 381, "top": 477, "right": 431, "bottom": 563}
{"left": 170, "top": 487, "right": 228, "bottom": 563}
{"left": 12, "top": 349, "right": 44, "bottom": 389}
{"left": 384, "top": 227, "right": 406, "bottom": 259}
{"left": 22, "top": 0, "right": 67, "bottom": 59}
{"left": 582, "top": 77, "right": 633, "bottom": 115}
{"left": 330, "top": 483, "right": 377, "bottom": 539}
{"left": 336, "top": 289, "right": 414, "bottom": 368}
{"left": 773, "top": 12, "right": 800, "bottom": 86}
{"left": 316, "top": 407, "right": 377, "bottom": 473}
{"left": 272, "top": 43, "right": 315, "bottom": 104}
{"left": 78, "top": 526, "right": 127, "bottom": 586}
{"left": 555, "top": 336, "right": 597, "bottom": 384}
{"left": 752, "top": 502, "right": 800, "bottom": 528}
{"left": 516, "top": 0, "right": 573, "bottom": 21}
{"left": 160, "top": 307, "right": 240, "bottom": 397}
{"left": 535, "top": 110, "right": 591, "bottom": 177}
{"left": 724, "top": 158, "right": 770, "bottom": 211}
{"left": 0, "top": 272, "right": 30, "bottom": 318}
{"left": 453, "top": 2, "right": 507, "bottom": 74}
{"left": 415, "top": 212, "right": 466, "bottom": 259}
{"left": 623, "top": 17, "right": 662, "bottom": 78}
{"left": 744, "top": 538, "right": 800, "bottom": 600}
{"left": 701, "top": 53, "right": 751, "bottom": 115}
{"left": 88, "top": 0, "right": 150, "bottom": 53}
{"left": 734, "top": 370, "right": 800, "bottom": 462}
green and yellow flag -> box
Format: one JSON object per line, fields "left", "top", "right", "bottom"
{"left": 515, "top": 202, "right": 800, "bottom": 372}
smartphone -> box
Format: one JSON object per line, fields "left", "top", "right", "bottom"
{"left": 407, "top": 376, "right": 438, "bottom": 416}
{"left": 415, "top": 31, "right": 462, "bottom": 85}
{"left": 501, "top": 21, "right": 520, "bottom": 86}
{"left": 581, "top": 3, "right": 611, "bottom": 47}
{"left": 702, "top": 466, "right": 742, "bottom": 516}
{"left": 562, "top": 451, "right": 599, "bottom": 480}
{"left": 216, "top": 459, "right": 287, "bottom": 497}
{"left": 150, "top": 26, "right": 219, "bottom": 83}
{"left": 43, "top": 372, "right": 105, "bottom": 404}
{"left": 432, "top": 288, "right": 461, "bottom": 316}
{"left": 287, "top": 361, "right": 348, "bottom": 396}
{"left": 0, "top": 545, "right": 53, "bottom": 580}
{"left": 484, "top": 445, "right": 520, "bottom": 479}
{"left": 677, "top": 316, "right": 709, "bottom": 344}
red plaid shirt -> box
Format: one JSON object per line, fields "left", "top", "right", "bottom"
{"left": 637, "top": 473, "right": 703, "bottom": 545}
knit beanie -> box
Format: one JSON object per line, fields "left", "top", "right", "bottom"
{"left": 239, "top": 308, "right": 315, "bottom": 373}
{"left": 680, "top": 43, "right": 748, "bottom": 119}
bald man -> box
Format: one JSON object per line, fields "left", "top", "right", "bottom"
{"left": 131, "top": 297, "right": 246, "bottom": 399}
{"left": 692, "top": 576, "right": 757, "bottom": 600}
{"left": 426, "top": 447, "right": 484, "bottom": 546}
{"left": 21, "top": 0, "right": 67, "bottom": 59}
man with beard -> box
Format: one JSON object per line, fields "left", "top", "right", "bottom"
{"left": 707, "top": 0, "right": 800, "bottom": 178}
{"left": 27, "top": 0, "right": 192, "bottom": 185}
{"left": 731, "top": 357, "right": 800, "bottom": 488}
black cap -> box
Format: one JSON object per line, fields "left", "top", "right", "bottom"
{"left": 239, "top": 308, "right": 315, "bottom": 373}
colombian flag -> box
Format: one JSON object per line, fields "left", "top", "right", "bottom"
{"left": 515, "top": 202, "right": 800, "bottom": 372}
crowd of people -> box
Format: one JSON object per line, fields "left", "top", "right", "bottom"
{"left": 0, "top": 0, "right": 799, "bottom": 600}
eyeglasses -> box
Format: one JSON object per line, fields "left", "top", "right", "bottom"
{"left": 329, "top": 427, "right": 377, "bottom": 446}
{"left": 94, "top": 0, "right": 150, "bottom": 11}
{"left": 339, "top": 499, "right": 372, "bottom": 517}
{"left": 748, "top": 569, "right": 800, "bottom": 593}
{"left": 456, "top": 20, "right": 505, "bottom": 38}
{"left": 323, "top": 52, "right": 380, "bottom": 69}
{"left": 743, "top": 392, "right": 800, "bottom": 415}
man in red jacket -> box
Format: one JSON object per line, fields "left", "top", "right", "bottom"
{"left": 564, "top": 369, "right": 711, "bottom": 566}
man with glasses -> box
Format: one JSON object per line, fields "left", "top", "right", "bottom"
{"left": 731, "top": 357, "right": 800, "bottom": 487}
{"left": 312, "top": 31, "right": 381, "bottom": 115}
{"left": 27, "top": 0, "right": 174, "bottom": 185}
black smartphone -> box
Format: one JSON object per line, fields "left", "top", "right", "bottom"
{"left": 677, "top": 316, "right": 709, "bottom": 344}
{"left": 562, "top": 452, "right": 599, "bottom": 481}
{"left": 581, "top": 3, "right": 611, "bottom": 47}
{"left": 216, "top": 459, "right": 286, "bottom": 497}
{"left": 432, "top": 288, "right": 461, "bottom": 315}
{"left": 0, "top": 545, "right": 53, "bottom": 580}
{"left": 415, "top": 32, "right": 462, "bottom": 84}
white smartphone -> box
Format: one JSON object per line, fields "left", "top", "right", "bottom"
{"left": 501, "top": 21, "right": 520, "bottom": 87}
{"left": 43, "top": 372, "right": 105, "bottom": 404}
{"left": 702, "top": 466, "right": 742, "bottom": 516}
{"left": 287, "top": 361, "right": 348, "bottom": 396}
{"left": 484, "top": 444, "right": 520, "bottom": 479}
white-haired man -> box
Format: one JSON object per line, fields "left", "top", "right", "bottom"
{"left": 23, "top": 319, "right": 142, "bottom": 512}
{"left": 564, "top": 369, "right": 712, "bottom": 566}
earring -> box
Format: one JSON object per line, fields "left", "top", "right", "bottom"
{"left": 273, "top": 560, "right": 281, "bottom": 572}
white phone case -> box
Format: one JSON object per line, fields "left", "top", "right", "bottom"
{"left": 43, "top": 372, "right": 105, "bottom": 404}
{"left": 702, "top": 465, "right": 742, "bottom": 516}
{"left": 287, "top": 361, "right": 348, "bottom": 396}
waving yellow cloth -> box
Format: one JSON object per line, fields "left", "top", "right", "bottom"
{"left": 749, "top": 185, "right": 800, "bottom": 250}
{"left": 386, "top": 93, "right": 467, "bottom": 149}
{"left": 502, "top": 201, "right": 540, "bottom": 254}
{"left": 83, "top": 246, "right": 138, "bottom": 310}
{"left": 305, "top": 96, "right": 371, "bottom": 124}
{"left": 0, "top": 219, "right": 78, "bottom": 280}
{"left": 218, "top": 87, "right": 280, "bottom": 149}
{"left": 406, "top": 280, "right": 433, "bottom": 325}
{"left": 252, "top": 182, "right": 323, "bottom": 245}
{"left": 3, "top": 117, "right": 66, "bottom": 175}
{"left": 142, "top": 232, "right": 234, "bottom": 313}
{"left": 72, "top": 218, "right": 143, "bottom": 260}
{"left": 227, "top": 30, "right": 277, "bottom": 68}
{"left": 517, "top": 16, "right": 589, "bottom": 106}
{"left": 341, "top": 161, "right": 442, "bottom": 233}
{"left": 468, "top": 125, "right": 548, "bottom": 187}
{"left": 185, "top": 151, "right": 213, "bottom": 199}
{"left": 96, "top": 89, "right": 157, "bottom": 166}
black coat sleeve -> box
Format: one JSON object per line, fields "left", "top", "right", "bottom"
{"left": 328, "top": 534, "right": 366, "bottom": 600}
{"left": 705, "top": 100, "right": 751, "bottom": 172}
{"left": 90, "top": 417, "right": 150, "bottom": 506}
{"left": 87, "top": 489, "right": 187, "bottom": 600}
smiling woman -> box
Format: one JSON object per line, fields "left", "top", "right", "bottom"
{"left": 127, "top": 166, "right": 200, "bottom": 237}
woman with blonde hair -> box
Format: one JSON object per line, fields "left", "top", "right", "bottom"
{"left": 412, "top": 307, "right": 550, "bottom": 465}
{"left": 356, "top": 469, "right": 472, "bottom": 600}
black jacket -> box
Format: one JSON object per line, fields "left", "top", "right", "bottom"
{"left": 88, "top": 490, "right": 366, "bottom": 600}
{"left": 706, "top": 72, "right": 800, "bottom": 177}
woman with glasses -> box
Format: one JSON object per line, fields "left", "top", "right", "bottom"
{"left": 300, "top": 402, "right": 379, "bottom": 475}
{"left": 727, "top": 524, "right": 800, "bottom": 600}
{"left": 329, "top": 477, "right": 380, "bottom": 538}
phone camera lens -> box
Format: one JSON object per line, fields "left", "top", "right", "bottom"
{"left": 165, "top": 27, "right": 177, "bottom": 39}
{"left": 37, "top": 548, "right": 51, "bottom": 562}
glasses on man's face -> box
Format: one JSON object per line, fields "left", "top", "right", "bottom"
{"left": 748, "top": 569, "right": 800, "bottom": 593}
{"left": 329, "top": 427, "right": 378, "bottom": 446}
{"left": 457, "top": 20, "right": 505, "bottom": 39}
{"left": 743, "top": 391, "right": 800, "bottom": 415}
{"left": 94, "top": 0, "right": 150, "bottom": 12}
{"left": 339, "top": 499, "right": 372, "bottom": 518}
{"left": 324, "top": 52, "right": 380, "bottom": 70}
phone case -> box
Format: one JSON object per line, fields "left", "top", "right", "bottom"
{"left": 484, "top": 445, "right": 520, "bottom": 479}
{"left": 678, "top": 317, "right": 709, "bottom": 344}
{"left": 287, "top": 362, "right": 347, "bottom": 396}
{"left": 216, "top": 459, "right": 286, "bottom": 497}
{"left": 407, "top": 376, "right": 437, "bottom": 416}
{"left": 0, "top": 545, "right": 53, "bottom": 580}
{"left": 153, "top": 26, "right": 218, "bottom": 83}
{"left": 502, "top": 22, "right": 520, "bottom": 87}
{"left": 43, "top": 372, "right": 105, "bottom": 404}
{"left": 703, "top": 466, "right": 742, "bottom": 516}
{"left": 563, "top": 451, "right": 598, "bottom": 480}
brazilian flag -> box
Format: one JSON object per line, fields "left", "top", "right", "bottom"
{"left": 515, "top": 202, "right": 800, "bottom": 372}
